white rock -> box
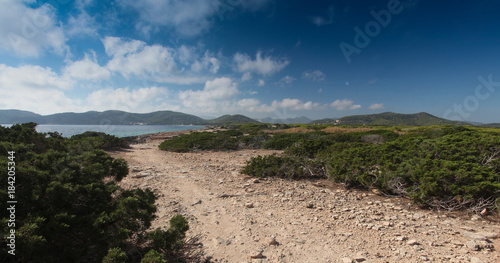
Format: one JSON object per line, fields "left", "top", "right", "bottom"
{"left": 407, "top": 239, "right": 419, "bottom": 246}
{"left": 480, "top": 208, "right": 488, "bottom": 216}
{"left": 471, "top": 214, "right": 482, "bottom": 221}
{"left": 479, "top": 231, "right": 500, "bottom": 240}
{"left": 463, "top": 231, "right": 487, "bottom": 241}
{"left": 466, "top": 240, "right": 480, "bottom": 251}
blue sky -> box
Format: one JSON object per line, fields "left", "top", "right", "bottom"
{"left": 1, "top": 0, "right": 500, "bottom": 123}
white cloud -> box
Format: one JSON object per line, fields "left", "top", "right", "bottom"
{"left": 234, "top": 51, "right": 289, "bottom": 76}
{"left": 63, "top": 52, "right": 110, "bottom": 81}
{"left": 66, "top": 9, "right": 99, "bottom": 38}
{"left": 0, "top": 64, "right": 77, "bottom": 114}
{"left": 119, "top": 0, "right": 273, "bottom": 37}
{"left": 271, "top": 99, "right": 320, "bottom": 111}
{"left": 85, "top": 87, "right": 169, "bottom": 113}
{"left": 279, "top": 75, "right": 296, "bottom": 86}
{"left": 310, "top": 5, "right": 334, "bottom": 26}
{"left": 237, "top": 98, "right": 261, "bottom": 111}
{"left": 244, "top": 98, "right": 322, "bottom": 113}
{"left": 242, "top": 72, "right": 252, "bottom": 81}
{"left": 119, "top": 0, "right": 215, "bottom": 37}
{"left": 103, "top": 36, "right": 177, "bottom": 79}
{"left": 330, "top": 99, "right": 361, "bottom": 110}
{"left": 179, "top": 77, "right": 240, "bottom": 111}
{"left": 191, "top": 50, "right": 220, "bottom": 74}
{"left": 0, "top": 63, "right": 173, "bottom": 115}
{"left": 103, "top": 37, "right": 218, "bottom": 84}
{"left": 258, "top": 79, "right": 265, "bottom": 87}
{"left": 0, "top": 0, "right": 67, "bottom": 57}
{"left": 369, "top": 103, "right": 384, "bottom": 110}
{"left": 302, "top": 70, "right": 325, "bottom": 82}
{"left": 178, "top": 45, "right": 196, "bottom": 65}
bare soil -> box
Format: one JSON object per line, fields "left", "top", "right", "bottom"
{"left": 110, "top": 132, "right": 500, "bottom": 263}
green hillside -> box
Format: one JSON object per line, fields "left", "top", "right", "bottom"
{"left": 336, "top": 112, "right": 470, "bottom": 126}
{"left": 482, "top": 123, "right": 500, "bottom": 128}
{"left": 0, "top": 110, "right": 257, "bottom": 125}
{"left": 208, "top": 114, "right": 258, "bottom": 124}
{"left": 0, "top": 109, "right": 44, "bottom": 124}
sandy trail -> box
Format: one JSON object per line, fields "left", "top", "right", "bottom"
{"left": 110, "top": 139, "right": 500, "bottom": 263}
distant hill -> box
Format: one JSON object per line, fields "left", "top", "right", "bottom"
{"left": 336, "top": 112, "right": 470, "bottom": 126}
{"left": 40, "top": 110, "right": 208, "bottom": 125}
{"left": 482, "top": 123, "right": 500, "bottom": 128}
{"left": 0, "top": 109, "right": 44, "bottom": 124}
{"left": 260, "top": 116, "right": 313, "bottom": 124}
{"left": 208, "top": 114, "right": 258, "bottom": 124}
{"left": 0, "top": 110, "right": 257, "bottom": 125}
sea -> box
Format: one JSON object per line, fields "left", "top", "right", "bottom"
{"left": 1, "top": 124, "right": 205, "bottom": 138}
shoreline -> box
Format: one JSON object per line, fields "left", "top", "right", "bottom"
{"left": 123, "top": 127, "right": 218, "bottom": 144}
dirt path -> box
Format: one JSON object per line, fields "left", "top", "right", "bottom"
{"left": 110, "top": 139, "right": 500, "bottom": 263}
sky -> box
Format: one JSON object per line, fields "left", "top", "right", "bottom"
{"left": 0, "top": 0, "right": 500, "bottom": 123}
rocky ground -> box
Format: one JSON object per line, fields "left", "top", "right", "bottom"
{"left": 110, "top": 135, "right": 500, "bottom": 263}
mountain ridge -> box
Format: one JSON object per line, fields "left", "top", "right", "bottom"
{"left": 1, "top": 110, "right": 495, "bottom": 126}
{"left": 0, "top": 110, "right": 258, "bottom": 125}
{"left": 334, "top": 112, "right": 471, "bottom": 126}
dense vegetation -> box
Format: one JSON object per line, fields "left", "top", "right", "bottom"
{"left": 0, "top": 123, "right": 194, "bottom": 262}
{"left": 159, "top": 131, "right": 242, "bottom": 152}
{"left": 160, "top": 124, "right": 500, "bottom": 212}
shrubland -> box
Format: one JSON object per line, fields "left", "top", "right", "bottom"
{"left": 0, "top": 123, "right": 196, "bottom": 263}
{"left": 160, "top": 125, "right": 500, "bottom": 212}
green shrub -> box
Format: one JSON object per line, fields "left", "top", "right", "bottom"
{"left": 159, "top": 132, "right": 239, "bottom": 152}
{"left": 242, "top": 154, "right": 326, "bottom": 179}
{"left": 263, "top": 133, "right": 307, "bottom": 150}
{"left": 147, "top": 215, "right": 189, "bottom": 259}
{"left": 141, "top": 250, "right": 167, "bottom": 263}
{"left": 70, "top": 131, "right": 129, "bottom": 151}
{"left": 242, "top": 126, "right": 500, "bottom": 211}
{"left": 102, "top": 248, "right": 128, "bottom": 263}
{"left": 0, "top": 123, "right": 191, "bottom": 262}
{"left": 240, "top": 134, "right": 270, "bottom": 149}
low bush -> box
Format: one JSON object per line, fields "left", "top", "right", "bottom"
{"left": 159, "top": 131, "right": 239, "bottom": 152}
{"left": 242, "top": 126, "right": 500, "bottom": 212}
{"left": 0, "top": 123, "right": 193, "bottom": 262}
{"left": 70, "top": 131, "right": 129, "bottom": 150}
{"left": 241, "top": 154, "right": 326, "bottom": 179}
{"left": 240, "top": 134, "right": 270, "bottom": 149}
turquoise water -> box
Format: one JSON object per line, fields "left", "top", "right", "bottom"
{"left": 1, "top": 124, "right": 205, "bottom": 138}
